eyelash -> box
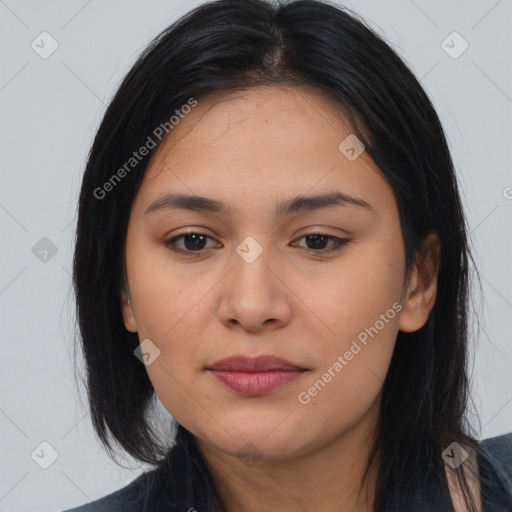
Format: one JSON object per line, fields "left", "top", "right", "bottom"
{"left": 163, "top": 232, "right": 351, "bottom": 256}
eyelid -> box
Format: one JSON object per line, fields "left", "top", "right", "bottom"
{"left": 163, "top": 229, "right": 220, "bottom": 251}
{"left": 163, "top": 230, "right": 351, "bottom": 255}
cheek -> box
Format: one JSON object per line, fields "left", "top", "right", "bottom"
{"left": 298, "top": 267, "right": 402, "bottom": 426}
{"left": 303, "top": 241, "right": 404, "bottom": 348}
{"left": 125, "top": 251, "right": 214, "bottom": 414}
{"left": 299, "top": 284, "right": 400, "bottom": 434}
{"left": 127, "top": 239, "right": 213, "bottom": 340}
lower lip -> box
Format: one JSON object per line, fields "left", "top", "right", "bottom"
{"left": 209, "top": 369, "right": 305, "bottom": 395}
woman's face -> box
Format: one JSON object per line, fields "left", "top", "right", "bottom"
{"left": 121, "top": 85, "right": 434, "bottom": 461}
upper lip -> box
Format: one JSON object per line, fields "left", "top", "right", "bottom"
{"left": 208, "top": 355, "right": 305, "bottom": 372}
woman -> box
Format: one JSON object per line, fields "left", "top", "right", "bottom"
{"left": 65, "top": 0, "right": 512, "bottom": 511}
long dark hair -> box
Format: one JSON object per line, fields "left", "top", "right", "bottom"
{"left": 72, "top": 0, "right": 484, "bottom": 510}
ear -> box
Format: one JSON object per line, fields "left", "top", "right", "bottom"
{"left": 398, "top": 231, "right": 441, "bottom": 333}
{"left": 120, "top": 286, "right": 138, "bottom": 333}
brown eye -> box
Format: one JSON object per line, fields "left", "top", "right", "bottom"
{"left": 293, "top": 233, "right": 351, "bottom": 254}
{"left": 164, "top": 233, "right": 218, "bottom": 253}
{"left": 163, "top": 232, "right": 351, "bottom": 256}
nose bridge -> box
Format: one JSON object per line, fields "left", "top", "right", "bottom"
{"left": 217, "top": 234, "right": 292, "bottom": 331}
{"left": 231, "top": 234, "right": 276, "bottom": 295}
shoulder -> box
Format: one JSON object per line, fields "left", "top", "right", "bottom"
{"left": 478, "top": 431, "right": 512, "bottom": 483}
{"left": 61, "top": 468, "right": 159, "bottom": 512}
{"left": 479, "top": 430, "right": 512, "bottom": 456}
{"left": 476, "top": 431, "right": 512, "bottom": 510}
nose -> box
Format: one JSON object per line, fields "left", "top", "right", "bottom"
{"left": 216, "top": 243, "right": 292, "bottom": 334}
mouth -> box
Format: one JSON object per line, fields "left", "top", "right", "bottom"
{"left": 207, "top": 355, "right": 307, "bottom": 396}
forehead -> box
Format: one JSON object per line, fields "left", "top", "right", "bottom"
{"left": 136, "top": 85, "right": 393, "bottom": 217}
{"left": 151, "top": 86, "right": 353, "bottom": 156}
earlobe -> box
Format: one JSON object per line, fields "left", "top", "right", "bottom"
{"left": 120, "top": 288, "right": 138, "bottom": 333}
{"left": 398, "top": 232, "right": 441, "bottom": 334}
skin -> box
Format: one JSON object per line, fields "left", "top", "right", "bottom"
{"left": 120, "top": 85, "right": 449, "bottom": 511}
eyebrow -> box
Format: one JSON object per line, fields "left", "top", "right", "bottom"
{"left": 144, "top": 191, "right": 375, "bottom": 218}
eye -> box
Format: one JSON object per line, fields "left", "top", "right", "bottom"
{"left": 163, "top": 232, "right": 351, "bottom": 255}
{"left": 292, "top": 233, "right": 351, "bottom": 253}
{"left": 164, "top": 232, "right": 218, "bottom": 252}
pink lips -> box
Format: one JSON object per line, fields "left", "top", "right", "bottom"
{"left": 207, "top": 355, "right": 306, "bottom": 396}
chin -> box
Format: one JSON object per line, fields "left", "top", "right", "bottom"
{"left": 210, "top": 425, "right": 307, "bottom": 461}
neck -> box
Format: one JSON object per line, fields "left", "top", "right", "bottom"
{"left": 194, "top": 404, "right": 381, "bottom": 512}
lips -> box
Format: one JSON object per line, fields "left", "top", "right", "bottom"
{"left": 208, "top": 355, "right": 304, "bottom": 372}
{"left": 207, "top": 355, "right": 307, "bottom": 396}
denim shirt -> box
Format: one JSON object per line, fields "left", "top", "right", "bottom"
{"left": 62, "top": 432, "right": 512, "bottom": 512}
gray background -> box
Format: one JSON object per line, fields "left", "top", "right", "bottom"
{"left": 0, "top": 1, "right": 511, "bottom": 510}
